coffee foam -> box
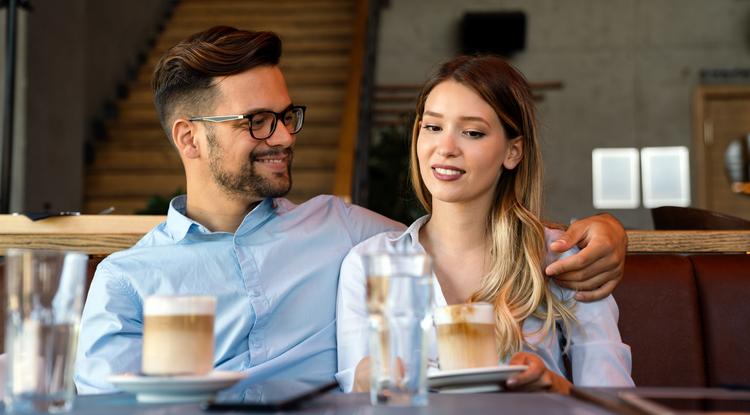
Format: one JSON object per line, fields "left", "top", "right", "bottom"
{"left": 144, "top": 296, "right": 216, "bottom": 316}
{"left": 434, "top": 302, "right": 494, "bottom": 325}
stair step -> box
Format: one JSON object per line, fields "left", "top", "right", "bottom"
{"left": 87, "top": 172, "right": 187, "bottom": 197}
{"left": 167, "top": 10, "right": 354, "bottom": 25}
{"left": 178, "top": 0, "right": 354, "bottom": 12}
{"left": 105, "top": 127, "right": 167, "bottom": 143}
{"left": 89, "top": 147, "right": 182, "bottom": 171}
{"left": 83, "top": 196, "right": 170, "bottom": 215}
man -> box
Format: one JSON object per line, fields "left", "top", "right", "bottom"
{"left": 74, "top": 26, "right": 627, "bottom": 393}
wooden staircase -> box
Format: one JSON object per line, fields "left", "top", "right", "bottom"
{"left": 84, "top": 0, "right": 357, "bottom": 214}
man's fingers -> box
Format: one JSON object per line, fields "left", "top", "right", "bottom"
{"left": 522, "top": 373, "right": 553, "bottom": 392}
{"left": 549, "top": 236, "right": 574, "bottom": 253}
{"left": 548, "top": 223, "right": 586, "bottom": 253}
{"left": 507, "top": 354, "right": 544, "bottom": 388}
{"left": 574, "top": 279, "right": 620, "bottom": 302}
{"left": 547, "top": 243, "right": 614, "bottom": 281}
{"left": 553, "top": 256, "right": 617, "bottom": 288}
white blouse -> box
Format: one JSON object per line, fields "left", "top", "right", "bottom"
{"left": 335, "top": 215, "right": 634, "bottom": 392}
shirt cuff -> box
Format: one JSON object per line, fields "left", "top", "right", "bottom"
{"left": 335, "top": 367, "right": 356, "bottom": 393}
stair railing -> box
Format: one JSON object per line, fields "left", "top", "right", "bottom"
{"left": 333, "top": 0, "right": 372, "bottom": 203}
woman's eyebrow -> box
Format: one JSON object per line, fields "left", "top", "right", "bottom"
{"left": 423, "top": 110, "right": 443, "bottom": 118}
{"left": 459, "top": 115, "right": 490, "bottom": 126}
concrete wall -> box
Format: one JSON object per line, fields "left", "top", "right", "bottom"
{"left": 0, "top": 0, "right": 170, "bottom": 213}
{"left": 376, "top": 0, "right": 750, "bottom": 229}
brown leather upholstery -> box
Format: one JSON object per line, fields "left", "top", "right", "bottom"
{"left": 691, "top": 254, "right": 750, "bottom": 387}
{"left": 651, "top": 206, "right": 750, "bottom": 230}
{"left": 615, "top": 255, "right": 706, "bottom": 387}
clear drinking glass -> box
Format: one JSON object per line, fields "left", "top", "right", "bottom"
{"left": 364, "top": 253, "right": 432, "bottom": 406}
{"left": 3, "top": 249, "right": 88, "bottom": 413}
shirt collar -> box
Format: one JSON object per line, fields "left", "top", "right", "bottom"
{"left": 165, "top": 195, "right": 276, "bottom": 241}
{"left": 165, "top": 195, "right": 194, "bottom": 241}
{"left": 386, "top": 214, "right": 430, "bottom": 251}
{"left": 235, "top": 198, "right": 275, "bottom": 237}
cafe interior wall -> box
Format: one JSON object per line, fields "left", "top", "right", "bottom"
{"left": 377, "top": 0, "right": 750, "bottom": 229}
{"left": 0, "top": 0, "right": 171, "bottom": 214}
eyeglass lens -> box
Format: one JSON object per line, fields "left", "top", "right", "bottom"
{"left": 250, "top": 107, "right": 304, "bottom": 139}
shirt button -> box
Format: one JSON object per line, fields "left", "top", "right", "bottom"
{"left": 250, "top": 288, "right": 261, "bottom": 297}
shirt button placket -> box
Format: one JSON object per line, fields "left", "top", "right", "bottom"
{"left": 234, "top": 242, "right": 265, "bottom": 366}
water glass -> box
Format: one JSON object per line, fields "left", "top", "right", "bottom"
{"left": 4, "top": 249, "right": 88, "bottom": 413}
{"left": 364, "top": 253, "right": 432, "bottom": 406}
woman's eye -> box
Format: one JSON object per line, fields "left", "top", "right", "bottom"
{"left": 464, "top": 130, "right": 486, "bottom": 138}
{"left": 423, "top": 124, "right": 442, "bottom": 132}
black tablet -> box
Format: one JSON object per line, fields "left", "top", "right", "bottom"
{"left": 201, "top": 379, "right": 339, "bottom": 412}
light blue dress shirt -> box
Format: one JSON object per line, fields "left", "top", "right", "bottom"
{"left": 74, "top": 195, "right": 403, "bottom": 394}
{"left": 336, "top": 215, "right": 634, "bottom": 391}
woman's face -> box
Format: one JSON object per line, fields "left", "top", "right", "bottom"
{"left": 417, "top": 80, "right": 522, "bottom": 207}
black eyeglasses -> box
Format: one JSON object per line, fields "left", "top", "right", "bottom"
{"left": 188, "top": 105, "right": 306, "bottom": 140}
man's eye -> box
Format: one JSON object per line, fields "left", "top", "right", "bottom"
{"left": 251, "top": 114, "right": 273, "bottom": 129}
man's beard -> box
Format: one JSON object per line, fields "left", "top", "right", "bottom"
{"left": 206, "top": 129, "right": 293, "bottom": 200}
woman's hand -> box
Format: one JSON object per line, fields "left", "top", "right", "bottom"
{"left": 352, "top": 357, "right": 371, "bottom": 393}
{"left": 506, "top": 352, "right": 572, "bottom": 394}
{"left": 545, "top": 213, "right": 627, "bottom": 302}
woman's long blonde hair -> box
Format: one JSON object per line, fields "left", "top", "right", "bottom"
{"left": 410, "top": 55, "right": 575, "bottom": 358}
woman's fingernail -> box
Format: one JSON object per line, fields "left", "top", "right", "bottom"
{"left": 506, "top": 379, "right": 516, "bottom": 386}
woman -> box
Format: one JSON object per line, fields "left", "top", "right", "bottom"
{"left": 336, "top": 55, "right": 633, "bottom": 393}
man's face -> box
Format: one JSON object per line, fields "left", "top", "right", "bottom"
{"left": 203, "top": 65, "right": 295, "bottom": 201}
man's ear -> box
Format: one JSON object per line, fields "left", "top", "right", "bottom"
{"left": 172, "top": 118, "right": 200, "bottom": 159}
{"left": 502, "top": 136, "right": 524, "bottom": 170}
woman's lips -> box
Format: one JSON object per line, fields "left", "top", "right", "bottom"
{"left": 431, "top": 165, "right": 465, "bottom": 181}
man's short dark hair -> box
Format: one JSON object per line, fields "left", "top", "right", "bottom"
{"left": 152, "top": 26, "right": 282, "bottom": 141}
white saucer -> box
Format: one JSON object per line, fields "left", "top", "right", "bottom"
{"left": 428, "top": 365, "right": 527, "bottom": 393}
{"left": 108, "top": 371, "right": 247, "bottom": 403}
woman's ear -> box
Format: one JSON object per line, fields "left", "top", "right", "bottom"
{"left": 172, "top": 118, "right": 201, "bottom": 159}
{"left": 502, "top": 136, "right": 524, "bottom": 170}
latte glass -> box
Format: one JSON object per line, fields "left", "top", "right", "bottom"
{"left": 142, "top": 296, "right": 216, "bottom": 376}
{"left": 434, "top": 302, "right": 499, "bottom": 371}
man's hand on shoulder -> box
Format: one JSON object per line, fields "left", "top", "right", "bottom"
{"left": 545, "top": 213, "right": 627, "bottom": 302}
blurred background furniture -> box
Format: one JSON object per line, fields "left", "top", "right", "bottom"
{"left": 615, "top": 253, "right": 750, "bottom": 388}
{"left": 651, "top": 206, "right": 750, "bottom": 230}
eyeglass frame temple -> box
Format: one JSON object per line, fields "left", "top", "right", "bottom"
{"left": 188, "top": 106, "right": 306, "bottom": 124}
{"left": 187, "top": 106, "right": 306, "bottom": 139}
